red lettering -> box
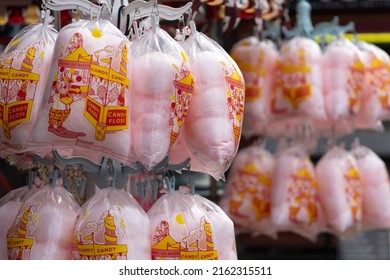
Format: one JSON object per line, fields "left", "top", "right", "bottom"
{"left": 86, "top": 100, "right": 100, "bottom": 122}
{"left": 106, "top": 109, "right": 127, "bottom": 127}
{"left": 8, "top": 103, "right": 28, "bottom": 122}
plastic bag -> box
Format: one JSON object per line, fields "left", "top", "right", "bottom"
{"left": 271, "top": 145, "right": 325, "bottom": 241}
{"left": 130, "top": 20, "right": 193, "bottom": 170}
{"left": 73, "top": 186, "right": 150, "bottom": 260}
{"left": 221, "top": 144, "right": 276, "bottom": 238}
{"left": 321, "top": 38, "right": 365, "bottom": 136}
{"left": 7, "top": 178, "right": 80, "bottom": 259}
{"left": 0, "top": 178, "right": 43, "bottom": 260}
{"left": 356, "top": 42, "right": 390, "bottom": 130}
{"left": 316, "top": 146, "right": 362, "bottom": 236}
{"left": 192, "top": 193, "right": 237, "bottom": 260}
{"left": 178, "top": 25, "right": 245, "bottom": 181}
{"left": 26, "top": 18, "right": 133, "bottom": 164}
{"left": 350, "top": 144, "right": 390, "bottom": 230}
{"left": 269, "top": 37, "right": 325, "bottom": 137}
{"left": 148, "top": 187, "right": 237, "bottom": 260}
{"left": 0, "top": 15, "right": 57, "bottom": 154}
{"left": 230, "top": 37, "right": 278, "bottom": 138}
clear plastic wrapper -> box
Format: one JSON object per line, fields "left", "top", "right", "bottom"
{"left": 269, "top": 37, "right": 325, "bottom": 138}
{"left": 7, "top": 179, "right": 79, "bottom": 259}
{"left": 350, "top": 144, "right": 390, "bottom": 230}
{"left": 148, "top": 187, "right": 237, "bottom": 260}
{"left": 172, "top": 26, "right": 244, "bottom": 181}
{"left": 0, "top": 178, "right": 43, "bottom": 260}
{"left": 73, "top": 187, "right": 150, "bottom": 260}
{"left": 356, "top": 42, "right": 390, "bottom": 131}
{"left": 26, "top": 19, "right": 133, "bottom": 164}
{"left": 221, "top": 144, "right": 276, "bottom": 238}
{"left": 321, "top": 38, "right": 365, "bottom": 136}
{"left": 230, "top": 37, "right": 278, "bottom": 138}
{"left": 130, "top": 21, "right": 193, "bottom": 170}
{"left": 316, "top": 146, "right": 362, "bottom": 236}
{"left": 0, "top": 17, "right": 57, "bottom": 154}
{"left": 271, "top": 145, "right": 325, "bottom": 241}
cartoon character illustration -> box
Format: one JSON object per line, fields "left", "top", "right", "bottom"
{"left": 47, "top": 33, "right": 130, "bottom": 140}
{"left": 170, "top": 55, "right": 193, "bottom": 148}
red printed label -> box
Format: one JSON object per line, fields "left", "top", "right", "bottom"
{"left": 106, "top": 109, "right": 127, "bottom": 126}
{"left": 8, "top": 102, "right": 29, "bottom": 122}
{"left": 85, "top": 98, "right": 101, "bottom": 122}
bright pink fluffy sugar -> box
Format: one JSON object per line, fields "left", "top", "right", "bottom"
{"left": 316, "top": 147, "right": 362, "bottom": 235}
{"left": 351, "top": 146, "right": 390, "bottom": 229}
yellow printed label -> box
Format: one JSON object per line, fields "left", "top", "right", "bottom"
{"left": 78, "top": 244, "right": 128, "bottom": 257}
{"left": 0, "top": 100, "right": 33, "bottom": 125}
{"left": 151, "top": 218, "right": 219, "bottom": 260}
{"left": 73, "top": 208, "right": 129, "bottom": 260}
{"left": 0, "top": 68, "right": 39, "bottom": 80}
{"left": 229, "top": 163, "right": 272, "bottom": 221}
{"left": 282, "top": 84, "right": 312, "bottom": 110}
{"left": 0, "top": 45, "right": 41, "bottom": 139}
{"left": 7, "top": 237, "right": 34, "bottom": 248}
{"left": 287, "top": 161, "right": 318, "bottom": 225}
{"left": 7, "top": 205, "right": 39, "bottom": 260}
{"left": 83, "top": 96, "right": 128, "bottom": 140}
{"left": 180, "top": 250, "right": 219, "bottom": 260}
{"left": 279, "top": 48, "right": 313, "bottom": 110}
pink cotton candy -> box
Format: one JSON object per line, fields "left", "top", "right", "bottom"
{"left": 0, "top": 185, "right": 41, "bottom": 260}
{"left": 0, "top": 22, "right": 57, "bottom": 154}
{"left": 168, "top": 132, "right": 207, "bottom": 174}
{"left": 188, "top": 51, "right": 228, "bottom": 89}
{"left": 230, "top": 38, "right": 279, "bottom": 137}
{"left": 186, "top": 87, "right": 229, "bottom": 119}
{"left": 321, "top": 39, "right": 364, "bottom": 135}
{"left": 148, "top": 188, "right": 235, "bottom": 260}
{"left": 316, "top": 146, "right": 362, "bottom": 236}
{"left": 356, "top": 42, "right": 390, "bottom": 130}
{"left": 131, "top": 52, "right": 179, "bottom": 97}
{"left": 25, "top": 19, "right": 133, "bottom": 164}
{"left": 181, "top": 30, "right": 244, "bottom": 181}
{"left": 133, "top": 112, "right": 170, "bottom": 168}
{"left": 185, "top": 117, "right": 236, "bottom": 175}
{"left": 271, "top": 37, "right": 326, "bottom": 123}
{"left": 0, "top": 201, "right": 23, "bottom": 259}
{"left": 7, "top": 183, "right": 79, "bottom": 259}
{"left": 271, "top": 146, "right": 324, "bottom": 241}
{"left": 351, "top": 145, "right": 390, "bottom": 230}
{"left": 73, "top": 187, "right": 150, "bottom": 260}
{"left": 130, "top": 27, "right": 193, "bottom": 170}
{"left": 194, "top": 194, "right": 237, "bottom": 260}
{"left": 222, "top": 145, "right": 276, "bottom": 238}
